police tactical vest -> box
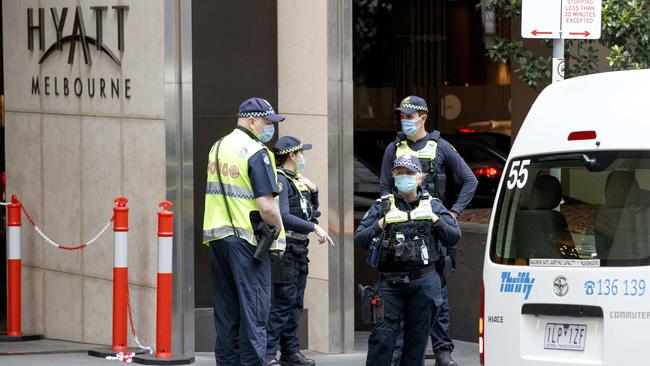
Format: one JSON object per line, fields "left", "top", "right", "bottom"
{"left": 203, "top": 128, "right": 286, "bottom": 251}
{"left": 278, "top": 169, "right": 313, "bottom": 221}
{"left": 395, "top": 139, "right": 437, "bottom": 162}
{"left": 379, "top": 193, "right": 440, "bottom": 270}
{"left": 384, "top": 193, "right": 436, "bottom": 224}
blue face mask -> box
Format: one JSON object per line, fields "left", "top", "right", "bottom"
{"left": 296, "top": 155, "right": 306, "bottom": 171}
{"left": 400, "top": 118, "right": 420, "bottom": 137}
{"left": 258, "top": 124, "right": 275, "bottom": 143}
{"left": 395, "top": 174, "right": 417, "bottom": 194}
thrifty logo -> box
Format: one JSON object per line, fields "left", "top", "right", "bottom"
{"left": 500, "top": 272, "right": 535, "bottom": 300}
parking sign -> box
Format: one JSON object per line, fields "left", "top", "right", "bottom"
{"left": 522, "top": 0, "right": 601, "bottom": 39}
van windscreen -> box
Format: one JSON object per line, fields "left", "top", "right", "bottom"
{"left": 490, "top": 151, "right": 650, "bottom": 267}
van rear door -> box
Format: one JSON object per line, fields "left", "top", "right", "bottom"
{"left": 483, "top": 151, "right": 650, "bottom": 365}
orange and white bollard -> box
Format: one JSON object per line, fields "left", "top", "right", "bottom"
{"left": 0, "top": 195, "right": 42, "bottom": 342}
{"left": 155, "top": 201, "right": 173, "bottom": 358}
{"left": 90, "top": 196, "right": 144, "bottom": 358}
{"left": 7, "top": 195, "right": 22, "bottom": 337}
{"left": 113, "top": 196, "right": 130, "bottom": 351}
{"left": 133, "top": 201, "right": 194, "bottom": 365}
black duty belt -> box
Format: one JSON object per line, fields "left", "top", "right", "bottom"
{"left": 287, "top": 244, "right": 309, "bottom": 256}
{"left": 286, "top": 230, "right": 309, "bottom": 241}
{"left": 380, "top": 265, "right": 436, "bottom": 285}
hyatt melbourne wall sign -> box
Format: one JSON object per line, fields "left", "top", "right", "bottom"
{"left": 27, "top": 5, "right": 131, "bottom": 99}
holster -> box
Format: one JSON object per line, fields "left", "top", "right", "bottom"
{"left": 253, "top": 221, "right": 280, "bottom": 262}
{"left": 437, "top": 243, "right": 459, "bottom": 278}
{"left": 287, "top": 244, "right": 309, "bottom": 257}
{"left": 436, "top": 256, "right": 455, "bottom": 278}
{"left": 271, "top": 254, "right": 298, "bottom": 283}
{"left": 358, "top": 284, "right": 384, "bottom": 326}
{"left": 426, "top": 173, "right": 446, "bottom": 202}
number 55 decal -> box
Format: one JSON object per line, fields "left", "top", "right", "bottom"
{"left": 506, "top": 159, "right": 531, "bottom": 190}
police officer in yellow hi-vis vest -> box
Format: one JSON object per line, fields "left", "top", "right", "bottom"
{"left": 355, "top": 155, "right": 461, "bottom": 366}
{"left": 203, "top": 97, "right": 287, "bottom": 366}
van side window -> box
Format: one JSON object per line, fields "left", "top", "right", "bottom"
{"left": 490, "top": 152, "right": 650, "bottom": 267}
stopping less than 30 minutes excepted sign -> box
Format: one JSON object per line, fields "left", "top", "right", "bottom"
{"left": 522, "top": 0, "right": 602, "bottom": 39}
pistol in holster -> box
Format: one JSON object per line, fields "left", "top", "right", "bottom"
{"left": 253, "top": 221, "right": 281, "bottom": 262}
{"left": 357, "top": 284, "right": 384, "bottom": 326}
{"left": 436, "top": 242, "right": 459, "bottom": 278}
{"left": 425, "top": 160, "right": 446, "bottom": 201}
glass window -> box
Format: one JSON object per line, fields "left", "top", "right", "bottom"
{"left": 354, "top": 155, "right": 380, "bottom": 188}
{"left": 490, "top": 151, "right": 650, "bottom": 267}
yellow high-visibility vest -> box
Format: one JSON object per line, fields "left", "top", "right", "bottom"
{"left": 395, "top": 140, "right": 438, "bottom": 161}
{"left": 384, "top": 194, "right": 435, "bottom": 224}
{"left": 203, "top": 128, "right": 286, "bottom": 251}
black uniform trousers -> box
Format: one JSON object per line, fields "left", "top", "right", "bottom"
{"left": 266, "top": 238, "right": 309, "bottom": 356}
{"left": 210, "top": 236, "right": 271, "bottom": 366}
{"left": 366, "top": 270, "right": 442, "bottom": 366}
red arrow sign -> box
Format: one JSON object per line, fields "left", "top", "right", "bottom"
{"left": 569, "top": 31, "right": 591, "bottom": 37}
{"left": 531, "top": 29, "right": 553, "bottom": 36}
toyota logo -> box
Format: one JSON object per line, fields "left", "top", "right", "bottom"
{"left": 553, "top": 276, "right": 569, "bottom": 297}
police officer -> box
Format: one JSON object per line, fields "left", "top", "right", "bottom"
{"left": 381, "top": 96, "right": 478, "bottom": 366}
{"left": 203, "top": 97, "right": 287, "bottom": 366}
{"left": 355, "top": 155, "right": 461, "bottom": 366}
{"left": 265, "top": 136, "right": 334, "bottom": 366}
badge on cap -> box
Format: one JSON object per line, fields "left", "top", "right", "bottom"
{"left": 402, "top": 154, "right": 412, "bottom": 160}
{"left": 401, "top": 96, "right": 411, "bottom": 105}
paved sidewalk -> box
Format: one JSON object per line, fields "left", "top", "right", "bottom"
{"left": 0, "top": 333, "right": 480, "bottom": 365}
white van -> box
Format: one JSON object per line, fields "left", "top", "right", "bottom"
{"left": 481, "top": 70, "right": 650, "bottom": 365}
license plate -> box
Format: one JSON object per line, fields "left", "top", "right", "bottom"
{"left": 544, "top": 323, "right": 587, "bottom": 351}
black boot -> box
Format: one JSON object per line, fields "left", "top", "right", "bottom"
{"left": 279, "top": 351, "right": 316, "bottom": 366}
{"left": 435, "top": 350, "right": 458, "bottom": 366}
{"left": 266, "top": 354, "right": 281, "bottom": 366}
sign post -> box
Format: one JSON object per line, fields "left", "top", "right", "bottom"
{"left": 521, "top": 0, "right": 602, "bottom": 83}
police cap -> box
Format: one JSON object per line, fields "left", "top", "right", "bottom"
{"left": 273, "top": 136, "right": 313, "bottom": 156}
{"left": 393, "top": 154, "right": 422, "bottom": 173}
{"left": 238, "top": 97, "right": 286, "bottom": 123}
{"left": 394, "top": 95, "right": 429, "bottom": 115}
